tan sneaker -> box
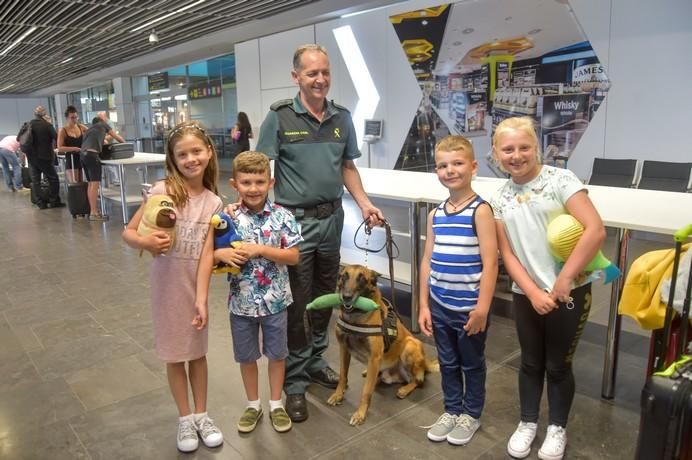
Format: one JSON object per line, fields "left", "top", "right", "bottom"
{"left": 237, "top": 407, "right": 263, "bottom": 433}
{"left": 270, "top": 407, "right": 293, "bottom": 433}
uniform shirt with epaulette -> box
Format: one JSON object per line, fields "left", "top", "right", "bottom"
{"left": 256, "top": 94, "right": 361, "bottom": 208}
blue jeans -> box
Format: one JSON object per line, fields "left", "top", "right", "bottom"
{"left": 430, "top": 298, "right": 488, "bottom": 418}
{"left": 0, "top": 148, "right": 22, "bottom": 190}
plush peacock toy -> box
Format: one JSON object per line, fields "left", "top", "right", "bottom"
{"left": 137, "top": 194, "right": 177, "bottom": 254}
{"left": 307, "top": 293, "right": 379, "bottom": 312}
{"left": 211, "top": 211, "right": 243, "bottom": 275}
{"left": 547, "top": 214, "right": 620, "bottom": 284}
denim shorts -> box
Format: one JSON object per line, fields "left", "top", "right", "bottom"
{"left": 230, "top": 310, "right": 288, "bottom": 363}
{"left": 79, "top": 151, "right": 102, "bottom": 182}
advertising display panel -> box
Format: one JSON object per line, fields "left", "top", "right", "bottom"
{"left": 390, "top": 1, "right": 611, "bottom": 174}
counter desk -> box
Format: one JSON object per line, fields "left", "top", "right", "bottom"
{"left": 352, "top": 167, "right": 692, "bottom": 400}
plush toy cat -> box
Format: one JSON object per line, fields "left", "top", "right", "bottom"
{"left": 136, "top": 194, "right": 177, "bottom": 254}
{"left": 211, "top": 211, "right": 242, "bottom": 274}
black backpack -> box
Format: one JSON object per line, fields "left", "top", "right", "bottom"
{"left": 17, "top": 122, "right": 33, "bottom": 154}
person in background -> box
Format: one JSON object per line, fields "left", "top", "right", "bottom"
{"left": 80, "top": 112, "right": 125, "bottom": 221}
{"left": 216, "top": 151, "right": 302, "bottom": 434}
{"left": 419, "top": 135, "right": 497, "bottom": 446}
{"left": 230, "top": 111, "right": 252, "bottom": 154}
{"left": 256, "top": 43, "right": 384, "bottom": 422}
{"left": 489, "top": 117, "right": 605, "bottom": 460}
{"left": 0, "top": 135, "right": 25, "bottom": 192}
{"left": 122, "top": 121, "right": 224, "bottom": 453}
{"left": 57, "top": 105, "right": 87, "bottom": 184}
{"left": 22, "top": 106, "right": 64, "bottom": 209}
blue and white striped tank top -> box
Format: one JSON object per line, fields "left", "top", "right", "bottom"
{"left": 429, "top": 196, "right": 484, "bottom": 312}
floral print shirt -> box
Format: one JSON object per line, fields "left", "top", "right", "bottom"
{"left": 227, "top": 199, "right": 303, "bottom": 317}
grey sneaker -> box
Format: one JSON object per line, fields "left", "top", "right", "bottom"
{"left": 237, "top": 407, "right": 263, "bottom": 433}
{"left": 88, "top": 214, "right": 109, "bottom": 221}
{"left": 177, "top": 417, "right": 199, "bottom": 452}
{"left": 447, "top": 414, "right": 481, "bottom": 445}
{"left": 425, "top": 412, "right": 457, "bottom": 442}
{"left": 270, "top": 407, "right": 293, "bottom": 433}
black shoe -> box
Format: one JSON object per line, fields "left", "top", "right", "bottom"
{"left": 285, "top": 394, "right": 308, "bottom": 422}
{"left": 48, "top": 201, "right": 66, "bottom": 208}
{"left": 310, "top": 366, "right": 340, "bottom": 389}
{"left": 37, "top": 202, "right": 48, "bottom": 210}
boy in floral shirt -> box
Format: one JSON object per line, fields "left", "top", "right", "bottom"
{"left": 215, "top": 151, "right": 302, "bottom": 434}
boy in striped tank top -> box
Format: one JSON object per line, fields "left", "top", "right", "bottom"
{"left": 419, "top": 135, "right": 498, "bottom": 446}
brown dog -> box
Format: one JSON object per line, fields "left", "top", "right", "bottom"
{"left": 327, "top": 264, "right": 438, "bottom": 426}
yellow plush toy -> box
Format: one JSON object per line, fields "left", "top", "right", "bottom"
{"left": 547, "top": 214, "right": 620, "bottom": 284}
{"left": 136, "top": 194, "right": 177, "bottom": 254}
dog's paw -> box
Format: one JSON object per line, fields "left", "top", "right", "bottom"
{"left": 349, "top": 410, "right": 367, "bottom": 426}
{"left": 327, "top": 392, "right": 344, "bottom": 406}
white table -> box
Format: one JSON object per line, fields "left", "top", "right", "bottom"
{"left": 100, "top": 152, "right": 166, "bottom": 224}
{"left": 353, "top": 167, "right": 692, "bottom": 399}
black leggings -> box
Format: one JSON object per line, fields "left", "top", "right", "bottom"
{"left": 513, "top": 283, "right": 592, "bottom": 427}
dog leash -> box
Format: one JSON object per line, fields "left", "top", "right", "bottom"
{"left": 353, "top": 218, "right": 400, "bottom": 312}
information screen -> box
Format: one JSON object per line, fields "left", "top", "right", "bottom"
{"left": 364, "top": 120, "right": 383, "bottom": 138}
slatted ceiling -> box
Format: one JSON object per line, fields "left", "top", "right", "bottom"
{"left": 0, "top": 0, "right": 320, "bottom": 93}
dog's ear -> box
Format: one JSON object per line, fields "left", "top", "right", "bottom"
{"left": 369, "top": 269, "right": 382, "bottom": 281}
{"left": 336, "top": 266, "right": 346, "bottom": 289}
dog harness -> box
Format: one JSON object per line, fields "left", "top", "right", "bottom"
{"left": 336, "top": 298, "right": 399, "bottom": 353}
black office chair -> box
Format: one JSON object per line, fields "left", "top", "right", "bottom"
{"left": 638, "top": 160, "right": 692, "bottom": 192}
{"left": 588, "top": 158, "right": 638, "bottom": 188}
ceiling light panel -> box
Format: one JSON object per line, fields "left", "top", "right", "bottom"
{"left": 0, "top": 0, "right": 317, "bottom": 94}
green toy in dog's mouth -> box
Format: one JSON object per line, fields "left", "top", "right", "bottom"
{"left": 306, "top": 293, "right": 378, "bottom": 312}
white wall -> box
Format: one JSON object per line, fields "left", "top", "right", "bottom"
{"left": 0, "top": 97, "right": 51, "bottom": 136}
{"left": 315, "top": 11, "right": 421, "bottom": 168}
{"left": 236, "top": 0, "right": 692, "bottom": 180}
{"left": 236, "top": 26, "right": 316, "bottom": 138}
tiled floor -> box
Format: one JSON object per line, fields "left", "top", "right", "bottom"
{"left": 0, "top": 170, "right": 669, "bottom": 459}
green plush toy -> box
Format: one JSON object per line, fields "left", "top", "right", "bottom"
{"left": 547, "top": 214, "right": 620, "bottom": 284}
{"left": 306, "top": 293, "right": 379, "bottom": 312}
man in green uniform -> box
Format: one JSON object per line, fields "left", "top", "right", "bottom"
{"left": 256, "top": 44, "right": 384, "bottom": 422}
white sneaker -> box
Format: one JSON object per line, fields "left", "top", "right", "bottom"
{"left": 177, "top": 417, "right": 199, "bottom": 452}
{"left": 507, "top": 421, "right": 538, "bottom": 458}
{"left": 195, "top": 413, "right": 224, "bottom": 448}
{"left": 538, "top": 425, "right": 567, "bottom": 460}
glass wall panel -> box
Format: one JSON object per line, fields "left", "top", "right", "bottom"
{"left": 132, "top": 53, "right": 236, "bottom": 155}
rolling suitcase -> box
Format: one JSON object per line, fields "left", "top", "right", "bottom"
{"left": 21, "top": 166, "right": 31, "bottom": 188}
{"left": 100, "top": 143, "right": 135, "bottom": 160}
{"left": 30, "top": 178, "right": 50, "bottom": 205}
{"left": 635, "top": 224, "right": 692, "bottom": 460}
{"left": 67, "top": 182, "right": 90, "bottom": 218}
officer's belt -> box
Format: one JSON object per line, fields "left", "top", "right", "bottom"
{"left": 280, "top": 198, "right": 341, "bottom": 220}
